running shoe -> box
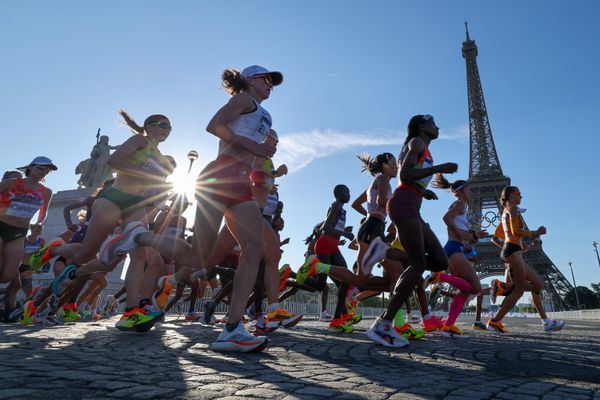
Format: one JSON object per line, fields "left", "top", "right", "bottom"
{"left": 543, "top": 319, "right": 565, "bottom": 333}
{"left": 319, "top": 310, "right": 334, "bottom": 322}
{"left": 361, "top": 237, "right": 389, "bottom": 276}
{"left": 99, "top": 221, "right": 147, "bottom": 264}
{"left": 152, "top": 275, "right": 176, "bottom": 310}
{"left": 185, "top": 311, "right": 203, "bottom": 322}
{"left": 63, "top": 304, "right": 81, "bottom": 322}
{"left": 490, "top": 279, "right": 503, "bottom": 304}
{"left": 92, "top": 313, "right": 103, "bottom": 321}
{"left": 472, "top": 321, "right": 489, "bottom": 331}
{"left": 115, "top": 307, "right": 161, "bottom": 332}
{"left": 254, "top": 314, "right": 280, "bottom": 333}
{"left": 295, "top": 255, "right": 319, "bottom": 284}
{"left": 486, "top": 319, "right": 508, "bottom": 334}
{"left": 211, "top": 322, "right": 268, "bottom": 352}
{"left": 29, "top": 239, "right": 62, "bottom": 271}
{"left": 394, "top": 323, "right": 425, "bottom": 340}
{"left": 278, "top": 264, "right": 293, "bottom": 291}
{"left": 6, "top": 307, "right": 22, "bottom": 323}
{"left": 20, "top": 301, "right": 37, "bottom": 325}
{"left": 341, "top": 312, "right": 362, "bottom": 325}
{"left": 34, "top": 314, "right": 59, "bottom": 326}
{"left": 103, "top": 294, "right": 118, "bottom": 316}
{"left": 366, "top": 318, "right": 409, "bottom": 348}
{"left": 440, "top": 324, "right": 468, "bottom": 338}
{"left": 329, "top": 317, "right": 354, "bottom": 333}
{"left": 421, "top": 314, "right": 444, "bottom": 332}
{"left": 424, "top": 272, "right": 442, "bottom": 287}
{"left": 266, "top": 307, "right": 303, "bottom": 328}
{"left": 50, "top": 264, "right": 76, "bottom": 296}
{"left": 79, "top": 303, "right": 92, "bottom": 321}
{"left": 346, "top": 297, "right": 359, "bottom": 315}
{"left": 407, "top": 313, "right": 422, "bottom": 324}
{"left": 203, "top": 300, "right": 218, "bottom": 324}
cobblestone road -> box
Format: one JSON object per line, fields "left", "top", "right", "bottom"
{"left": 1, "top": 316, "right": 599, "bottom": 399}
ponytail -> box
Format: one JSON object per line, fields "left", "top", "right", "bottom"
{"left": 431, "top": 173, "right": 467, "bottom": 193}
{"left": 118, "top": 110, "right": 169, "bottom": 136}
{"left": 222, "top": 69, "right": 247, "bottom": 96}
{"left": 356, "top": 152, "right": 395, "bottom": 176}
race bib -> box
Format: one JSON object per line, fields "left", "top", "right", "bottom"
{"left": 6, "top": 199, "right": 42, "bottom": 219}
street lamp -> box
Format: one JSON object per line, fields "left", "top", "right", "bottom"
{"left": 187, "top": 150, "right": 199, "bottom": 174}
{"left": 593, "top": 241, "right": 600, "bottom": 270}
{"left": 568, "top": 261, "right": 581, "bottom": 310}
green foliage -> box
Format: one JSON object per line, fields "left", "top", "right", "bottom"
{"left": 564, "top": 286, "right": 600, "bottom": 310}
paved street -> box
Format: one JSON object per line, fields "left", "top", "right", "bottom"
{"left": 1, "top": 316, "right": 599, "bottom": 399}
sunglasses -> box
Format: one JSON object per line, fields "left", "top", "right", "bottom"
{"left": 32, "top": 164, "right": 51, "bottom": 172}
{"left": 148, "top": 122, "right": 172, "bottom": 130}
{"left": 254, "top": 74, "right": 273, "bottom": 86}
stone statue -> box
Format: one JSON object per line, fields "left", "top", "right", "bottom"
{"left": 76, "top": 135, "right": 118, "bottom": 189}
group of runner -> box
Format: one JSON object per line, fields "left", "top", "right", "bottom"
{"left": 0, "top": 65, "right": 564, "bottom": 352}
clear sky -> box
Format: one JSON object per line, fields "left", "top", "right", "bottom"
{"left": 2, "top": 1, "right": 599, "bottom": 290}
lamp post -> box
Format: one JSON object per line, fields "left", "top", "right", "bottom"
{"left": 593, "top": 241, "right": 600, "bottom": 270}
{"left": 568, "top": 261, "right": 581, "bottom": 310}
{"left": 187, "top": 150, "right": 199, "bottom": 174}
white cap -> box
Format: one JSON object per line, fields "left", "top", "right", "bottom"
{"left": 240, "top": 65, "right": 283, "bottom": 86}
{"left": 17, "top": 156, "right": 58, "bottom": 171}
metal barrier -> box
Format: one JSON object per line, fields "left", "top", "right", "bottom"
{"left": 547, "top": 309, "right": 600, "bottom": 321}
{"left": 96, "top": 287, "right": 386, "bottom": 319}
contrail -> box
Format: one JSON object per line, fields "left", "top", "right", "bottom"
{"left": 273, "top": 124, "right": 468, "bottom": 173}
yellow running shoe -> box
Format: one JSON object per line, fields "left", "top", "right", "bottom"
{"left": 152, "top": 275, "right": 176, "bottom": 310}
{"left": 487, "top": 319, "right": 508, "bottom": 334}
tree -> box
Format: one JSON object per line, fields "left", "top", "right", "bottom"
{"left": 564, "top": 286, "right": 600, "bottom": 310}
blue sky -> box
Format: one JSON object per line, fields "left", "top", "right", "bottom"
{"left": 2, "top": 1, "right": 600, "bottom": 290}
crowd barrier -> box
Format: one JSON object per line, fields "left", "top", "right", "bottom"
{"left": 547, "top": 309, "right": 600, "bottom": 321}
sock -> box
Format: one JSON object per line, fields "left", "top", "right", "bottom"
{"left": 394, "top": 309, "right": 406, "bottom": 327}
{"left": 267, "top": 303, "right": 280, "bottom": 313}
{"left": 446, "top": 292, "right": 468, "bottom": 326}
{"left": 314, "top": 262, "right": 331, "bottom": 274}
{"left": 438, "top": 273, "right": 472, "bottom": 293}
{"left": 226, "top": 321, "right": 239, "bottom": 332}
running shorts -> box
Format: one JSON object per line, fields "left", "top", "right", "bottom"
{"left": 501, "top": 243, "right": 522, "bottom": 262}
{"left": 444, "top": 240, "right": 465, "bottom": 258}
{"left": 0, "top": 221, "right": 28, "bottom": 243}
{"left": 196, "top": 154, "right": 254, "bottom": 208}
{"left": 97, "top": 186, "right": 146, "bottom": 219}
{"left": 314, "top": 234, "right": 340, "bottom": 255}
{"left": 387, "top": 186, "right": 423, "bottom": 222}
{"left": 356, "top": 216, "right": 385, "bottom": 245}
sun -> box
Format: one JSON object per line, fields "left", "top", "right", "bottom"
{"left": 168, "top": 171, "right": 195, "bottom": 200}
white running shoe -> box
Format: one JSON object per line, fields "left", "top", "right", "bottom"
{"left": 211, "top": 321, "right": 268, "bottom": 352}
{"left": 366, "top": 318, "right": 409, "bottom": 348}
{"left": 319, "top": 310, "right": 334, "bottom": 322}
{"left": 99, "top": 222, "right": 147, "bottom": 264}
{"left": 543, "top": 319, "right": 565, "bottom": 333}
{"left": 361, "top": 237, "right": 389, "bottom": 276}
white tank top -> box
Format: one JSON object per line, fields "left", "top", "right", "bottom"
{"left": 452, "top": 202, "right": 469, "bottom": 231}
{"left": 227, "top": 99, "right": 272, "bottom": 144}
{"left": 366, "top": 175, "right": 390, "bottom": 219}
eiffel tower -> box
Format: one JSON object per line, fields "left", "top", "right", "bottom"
{"left": 461, "top": 23, "right": 572, "bottom": 310}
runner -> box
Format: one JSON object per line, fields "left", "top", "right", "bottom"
{"left": 0, "top": 157, "right": 55, "bottom": 297}
{"left": 425, "top": 173, "right": 486, "bottom": 337}
{"left": 486, "top": 190, "right": 564, "bottom": 334}
{"left": 363, "top": 114, "right": 458, "bottom": 347}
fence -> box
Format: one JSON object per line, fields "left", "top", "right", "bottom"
{"left": 97, "top": 286, "right": 386, "bottom": 319}
{"left": 547, "top": 309, "right": 600, "bottom": 321}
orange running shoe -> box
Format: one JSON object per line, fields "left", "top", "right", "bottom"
{"left": 152, "top": 275, "right": 176, "bottom": 310}
{"left": 487, "top": 319, "right": 508, "bottom": 334}
{"left": 278, "top": 264, "right": 293, "bottom": 291}
{"left": 421, "top": 314, "right": 444, "bottom": 332}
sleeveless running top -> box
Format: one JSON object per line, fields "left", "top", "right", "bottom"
{"left": 334, "top": 208, "right": 347, "bottom": 232}
{"left": 0, "top": 178, "right": 46, "bottom": 219}
{"left": 451, "top": 201, "right": 469, "bottom": 231}
{"left": 262, "top": 192, "right": 279, "bottom": 217}
{"left": 398, "top": 142, "right": 434, "bottom": 190}
{"left": 23, "top": 237, "right": 43, "bottom": 255}
{"left": 127, "top": 138, "right": 169, "bottom": 177}
{"left": 366, "top": 175, "right": 391, "bottom": 219}
{"left": 501, "top": 210, "right": 527, "bottom": 245}
{"left": 227, "top": 99, "right": 272, "bottom": 144}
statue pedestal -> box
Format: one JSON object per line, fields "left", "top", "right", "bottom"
{"left": 34, "top": 188, "right": 125, "bottom": 291}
